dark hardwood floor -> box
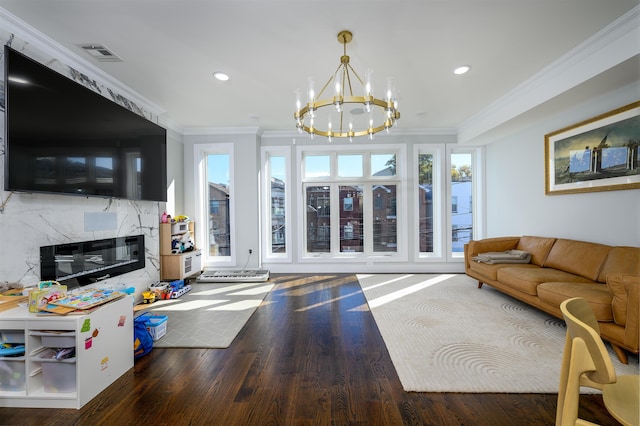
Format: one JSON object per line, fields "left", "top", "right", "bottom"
{"left": 0, "top": 274, "right": 619, "bottom": 425}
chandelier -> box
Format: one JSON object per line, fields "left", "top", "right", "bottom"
{"left": 294, "top": 30, "right": 400, "bottom": 142}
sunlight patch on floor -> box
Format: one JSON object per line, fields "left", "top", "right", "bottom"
{"left": 207, "top": 299, "right": 263, "bottom": 311}
{"left": 364, "top": 274, "right": 456, "bottom": 309}
{"left": 191, "top": 282, "right": 266, "bottom": 296}
{"left": 357, "top": 274, "right": 415, "bottom": 292}
{"left": 230, "top": 284, "right": 275, "bottom": 296}
{"left": 295, "top": 289, "right": 362, "bottom": 312}
{"left": 151, "top": 299, "right": 228, "bottom": 311}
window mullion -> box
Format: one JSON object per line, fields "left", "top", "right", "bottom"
{"left": 363, "top": 183, "right": 373, "bottom": 255}
{"left": 330, "top": 183, "right": 341, "bottom": 255}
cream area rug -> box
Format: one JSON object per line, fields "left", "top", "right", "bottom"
{"left": 357, "top": 273, "right": 639, "bottom": 393}
{"left": 143, "top": 281, "right": 274, "bottom": 348}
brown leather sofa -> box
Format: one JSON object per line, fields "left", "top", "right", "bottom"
{"left": 464, "top": 236, "right": 639, "bottom": 364}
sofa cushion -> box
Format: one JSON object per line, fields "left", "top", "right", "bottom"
{"left": 537, "top": 282, "right": 613, "bottom": 322}
{"left": 597, "top": 246, "right": 640, "bottom": 283}
{"left": 515, "top": 236, "right": 556, "bottom": 266}
{"left": 543, "top": 238, "right": 611, "bottom": 281}
{"left": 497, "top": 266, "right": 593, "bottom": 296}
{"left": 468, "top": 260, "right": 537, "bottom": 281}
{"left": 607, "top": 273, "right": 640, "bottom": 326}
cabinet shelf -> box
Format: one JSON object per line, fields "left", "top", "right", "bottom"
{"left": 0, "top": 297, "right": 132, "bottom": 408}
{"left": 159, "top": 222, "right": 202, "bottom": 280}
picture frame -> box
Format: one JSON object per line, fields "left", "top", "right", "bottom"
{"left": 544, "top": 101, "right": 640, "bottom": 195}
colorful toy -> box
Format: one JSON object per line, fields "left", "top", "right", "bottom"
{"left": 142, "top": 291, "right": 156, "bottom": 304}
{"left": 0, "top": 343, "right": 25, "bottom": 357}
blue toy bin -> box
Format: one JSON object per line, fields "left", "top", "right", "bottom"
{"left": 144, "top": 315, "right": 168, "bottom": 341}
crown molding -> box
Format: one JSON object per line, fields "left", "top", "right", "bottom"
{"left": 0, "top": 7, "right": 167, "bottom": 119}
{"left": 457, "top": 5, "right": 640, "bottom": 145}
{"left": 182, "top": 126, "right": 262, "bottom": 136}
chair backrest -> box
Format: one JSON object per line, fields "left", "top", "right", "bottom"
{"left": 556, "top": 297, "right": 618, "bottom": 426}
{"left": 560, "top": 297, "right": 617, "bottom": 386}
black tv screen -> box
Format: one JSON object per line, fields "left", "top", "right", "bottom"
{"left": 4, "top": 46, "right": 167, "bottom": 202}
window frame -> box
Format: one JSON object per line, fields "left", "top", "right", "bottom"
{"left": 446, "top": 145, "right": 484, "bottom": 261}
{"left": 414, "top": 144, "right": 445, "bottom": 261}
{"left": 296, "top": 144, "right": 407, "bottom": 263}
{"left": 261, "top": 147, "right": 292, "bottom": 263}
{"left": 193, "top": 142, "right": 236, "bottom": 268}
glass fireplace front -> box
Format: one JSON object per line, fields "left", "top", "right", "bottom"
{"left": 40, "top": 235, "right": 145, "bottom": 287}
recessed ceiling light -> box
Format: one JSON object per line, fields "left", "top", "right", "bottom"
{"left": 213, "top": 72, "right": 230, "bottom": 81}
{"left": 453, "top": 65, "right": 471, "bottom": 75}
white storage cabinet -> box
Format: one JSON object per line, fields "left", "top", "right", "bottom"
{"left": 0, "top": 296, "right": 133, "bottom": 408}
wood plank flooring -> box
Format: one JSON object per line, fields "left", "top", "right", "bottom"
{"left": 0, "top": 274, "right": 618, "bottom": 425}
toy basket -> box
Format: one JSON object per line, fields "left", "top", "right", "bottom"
{"left": 144, "top": 315, "right": 168, "bottom": 341}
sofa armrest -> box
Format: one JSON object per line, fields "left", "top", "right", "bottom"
{"left": 607, "top": 273, "right": 639, "bottom": 350}
{"left": 464, "top": 237, "right": 520, "bottom": 273}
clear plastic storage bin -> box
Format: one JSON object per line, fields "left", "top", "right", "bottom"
{"left": 40, "top": 356, "right": 76, "bottom": 393}
{"left": 0, "top": 358, "right": 25, "bottom": 391}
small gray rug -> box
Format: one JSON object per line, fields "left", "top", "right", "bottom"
{"left": 143, "top": 281, "right": 274, "bottom": 348}
{"left": 358, "top": 273, "right": 639, "bottom": 393}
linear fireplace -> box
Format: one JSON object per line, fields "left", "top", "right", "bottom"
{"left": 40, "top": 235, "right": 145, "bottom": 287}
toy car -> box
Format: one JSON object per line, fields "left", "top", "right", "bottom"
{"left": 142, "top": 291, "right": 156, "bottom": 304}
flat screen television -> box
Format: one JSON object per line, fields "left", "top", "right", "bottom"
{"left": 3, "top": 45, "right": 167, "bottom": 202}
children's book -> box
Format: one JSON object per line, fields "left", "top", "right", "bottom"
{"left": 50, "top": 290, "right": 124, "bottom": 310}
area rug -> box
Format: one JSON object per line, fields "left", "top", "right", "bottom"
{"left": 357, "top": 273, "right": 639, "bottom": 393}
{"left": 143, "top": 281, "right": 274, "bottom": 348}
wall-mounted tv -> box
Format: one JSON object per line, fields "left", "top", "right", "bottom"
{"left": 3, "top": 45, "right": 167, "bottom": 202}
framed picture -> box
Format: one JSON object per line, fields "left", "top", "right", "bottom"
{"left": 544, "top": 101, "right": 640, "bottom": 195}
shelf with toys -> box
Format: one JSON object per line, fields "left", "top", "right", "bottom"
{"left": 159, "top": 215, "right": 202, "bottom": 280}
{"left": 0, "top": 295, "right": 132, "bottom": 408}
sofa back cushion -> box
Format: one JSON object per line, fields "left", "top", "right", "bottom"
{"left": 544, "top": 238, "right": 610, "bottom": 281}
{"left": 597, "top": 246, "right": 640, "bottom": 283}
{"left": 515, "top": 236, "right": 556, "bottom": 266}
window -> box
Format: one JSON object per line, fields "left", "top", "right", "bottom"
{"left": 193, "top": 142, "right": 235, "bottom": 267}
{"left": 269, "top": 156, "right": 286, "bottom": 254}
{"left": 416, "top": 149, "right": 439, "bottom": 256}
{"left": 451, "top": 152, "right": 473, "bottom": 254}
{"left": 262, "top": 148, "right": 291, "bottom": 261}
{"left": 372, "top": 184, "right": 397, "bottom": 252}
{"left": 206, "top": 153, "right": 231, "bottom": 257}
{"left": 340, "top": 186, "right": 363, "bottom": 253}
{"left": 338, "top": 154, "right": 363, "bottom": 177}
{"left": 300, "top": 147, "right": 403, "bottom": 259}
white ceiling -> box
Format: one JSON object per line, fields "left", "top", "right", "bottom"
{"left": 0, "top": 1, "right": 638, "bottom": 140}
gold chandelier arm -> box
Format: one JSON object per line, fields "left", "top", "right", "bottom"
{"left": 345, "top": 66, "right": 354, "bottom": 96}
{"left": 347, "top": 63, "right": 364, "bottom": 87}
{"left": 317, "top": 63, "right": 344, "bottom": 99}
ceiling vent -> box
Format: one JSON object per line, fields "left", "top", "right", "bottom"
{"left": 77, "top": 43, "right": 123, "bottom": 62}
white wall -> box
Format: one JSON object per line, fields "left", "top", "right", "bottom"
{"left": 164, "top": 128, "right": 185, "bottom": 218}
{"left": 484, "top": 83, "right": 640, "bottom": 246}
{"left": 182, "top": 131, "right": 262, "bottom": 270}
